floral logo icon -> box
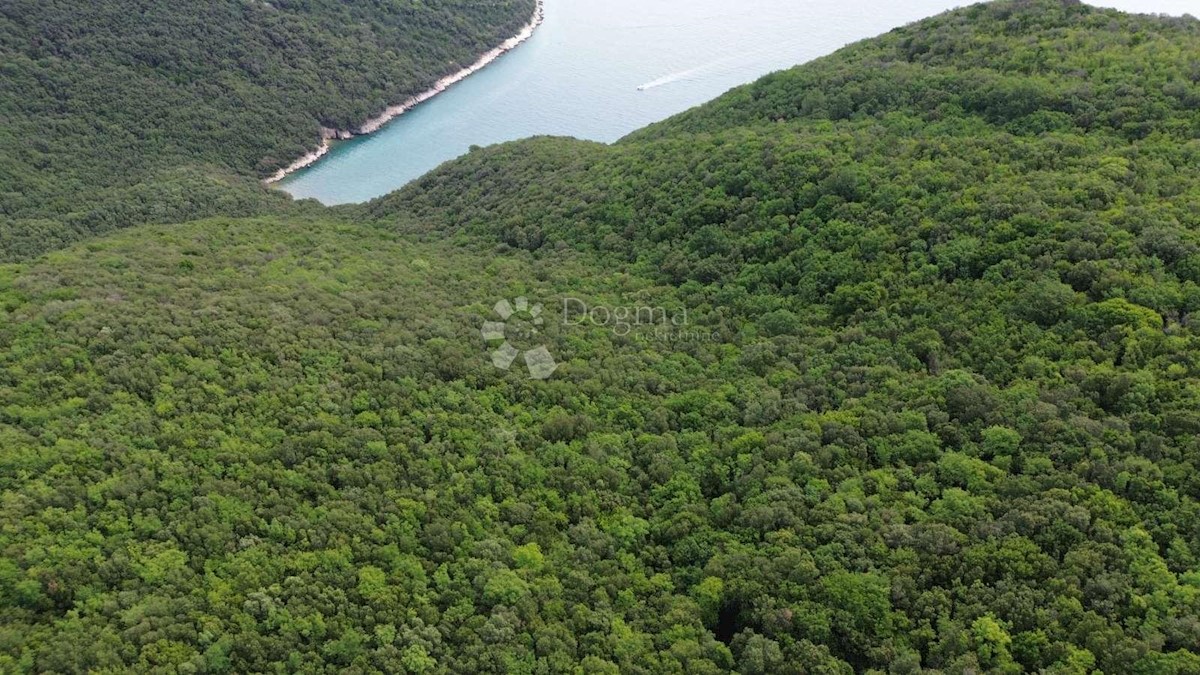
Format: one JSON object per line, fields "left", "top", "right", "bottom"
{"left": 481, "top": 297, "right": 558, "bottom": 380}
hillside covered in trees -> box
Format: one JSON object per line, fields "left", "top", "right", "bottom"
{"left": 3, "top": 0, "right": 1200, "bottom": 672}
{"left": 0, "top": 0, "right": 536, "bottom": 259}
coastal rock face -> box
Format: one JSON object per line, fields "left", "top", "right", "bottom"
{"left": 319, "top": 127, "right": 354, "bottom": 141}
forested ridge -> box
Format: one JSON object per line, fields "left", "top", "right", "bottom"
{"left": 0, "top": 0, "right": 536, "bottom": 260}
{"left": 4, "top": 0, "right": 1200, "bottom": 672}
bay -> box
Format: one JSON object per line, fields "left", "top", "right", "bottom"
{"left": 277, "top": 0, "right": 1196, "bottom": 204}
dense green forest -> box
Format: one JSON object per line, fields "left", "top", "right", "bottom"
{"left": 4, "top": 0, "right": 1200, "bottom": 672}
{"left": 0, "top": 0, "right": 536, "bottom": 259}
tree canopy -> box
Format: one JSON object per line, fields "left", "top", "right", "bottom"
{"left": 3, "top": 0, "right": 1200, "bottom": 672}
{"left": 0, "top": 0, "right": 536, "bottom": 259}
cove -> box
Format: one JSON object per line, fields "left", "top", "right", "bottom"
{"left": 276, "top": 0, "right": 1194, "bottom": 205}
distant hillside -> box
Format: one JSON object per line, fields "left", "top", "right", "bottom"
{"left": 3, "top": 1, "right": 1200, "bottom": 673}
{"left": 0, "top": 0, "right": 536, "bottom": 259}
{"left": 629, "top": 0, "right": 1200, "bottom": 141}
{"left": 372, "top": 0, "right": 1200, "bottom": 272}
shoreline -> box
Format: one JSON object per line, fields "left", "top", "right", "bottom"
{"left": 265, "top": 0, "right": 545, "bottom": 184}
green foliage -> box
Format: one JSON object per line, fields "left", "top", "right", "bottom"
{"left": 0, "top": 0, "right": 536, "bottom": 259}
{"left": 3, "top": 0, "right": 1200, "bottom": 672}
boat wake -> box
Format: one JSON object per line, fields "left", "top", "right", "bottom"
{"left": 636, "top": 49, "right": 752, "bottom": 91}
{"left": 636, "top": 38, "right": 809, "bottom": 92}
{"left": 636, "top": 64, "right": 708, "bottom": 91}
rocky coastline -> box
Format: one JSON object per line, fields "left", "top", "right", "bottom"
{"left": 265, "top": 0, "right": 545, "bottom": 184}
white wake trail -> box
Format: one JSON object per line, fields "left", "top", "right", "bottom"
{"left": 637, "top": 64, "right": 709, "bottom": 90}
{"left": 635, "top": 29, "right": 819, "bottom": 92}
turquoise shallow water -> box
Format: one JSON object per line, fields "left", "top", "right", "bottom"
{"left": 277, "top": 0, "right": 1196, "bottom": 205}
